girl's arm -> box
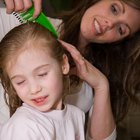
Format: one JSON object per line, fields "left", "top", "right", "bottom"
{"left": 59, "top": 40, "right": 116, "bottom": 140}
{"left": 4, "top": 0, "right": 42, "bottom": 18}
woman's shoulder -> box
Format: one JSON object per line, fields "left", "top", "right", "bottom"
{"left": 66, "top": 104, "right": 84, "bottom": 113}
{"left": 65, "top": 81, "right": 94, "bottom": 113}
{"left": 66, "top": 104, "right": 85, "bottom": 120}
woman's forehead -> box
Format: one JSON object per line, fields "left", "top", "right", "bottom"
{"left": 124, "top": 3, "right": 140, "bottom": 34}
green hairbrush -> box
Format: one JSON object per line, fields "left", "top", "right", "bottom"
{"left": 13, "top": 6, "right": 58, "bottom": 38}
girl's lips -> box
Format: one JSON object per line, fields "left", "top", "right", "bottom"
{"left": 32, "top": 95, "right": 48, "bottom": 106}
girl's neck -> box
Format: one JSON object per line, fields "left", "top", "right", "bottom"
{"left": 52, "top": 99, "right": 63, "bottom": 110}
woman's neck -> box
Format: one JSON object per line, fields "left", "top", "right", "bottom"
{"left": 78, "top": 33, "right": 89, "bottom": 55}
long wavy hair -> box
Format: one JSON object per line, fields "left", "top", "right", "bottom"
{"left": 59, "top": 0, "right": 140, "bottom": 123}
{"left": 0, "top": 22, "right": 66, "bottom": 116}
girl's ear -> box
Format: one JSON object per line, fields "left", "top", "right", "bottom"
{"left": 62, "top": 54, "right": 69, "bottom": 75}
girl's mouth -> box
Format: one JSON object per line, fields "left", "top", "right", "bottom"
{"left": 32, "top": 95, "right": 48, "bottom": 106}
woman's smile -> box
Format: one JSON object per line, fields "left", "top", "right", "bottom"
{"left": 93, "top": 18, "right": 102, "bottom": 34}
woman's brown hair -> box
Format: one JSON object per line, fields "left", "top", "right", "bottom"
{"left": 59, "top": 0, "right": 140, "bottom": 123}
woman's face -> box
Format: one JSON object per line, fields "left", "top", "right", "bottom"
{"left": 80, "top": 0, "right": 140, "bottom": 44}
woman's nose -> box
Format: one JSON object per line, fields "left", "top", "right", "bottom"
{"left": 103, "top": 18, "right": 116, "bottom": 31}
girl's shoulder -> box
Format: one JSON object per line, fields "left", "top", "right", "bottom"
{"left": 0, "top": 106, "right": 55, "bottom": 140}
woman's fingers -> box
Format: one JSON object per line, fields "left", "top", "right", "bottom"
{"left": 21, "top": 0, "right": 32, "bottom": 12}
{"left": 58, "top": 40, "right": 85, "bottom": 63}
{"left": 59, "top": 40, "right": 89, "bottom": 77}
{"left": 32, "top": 0, "right": 42, "bottom": 18}
{"left": 4, "top": 0, "right": 42, "bottom": 18}
{"left": 59, "top": 40, "right": 108, "bottom": 88}
{"left": 4, "top": 0, "right": 15, "bottom": 14}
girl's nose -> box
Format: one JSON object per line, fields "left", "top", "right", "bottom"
{"left": 30, "top": 81, "right": 42, "bottom": 94}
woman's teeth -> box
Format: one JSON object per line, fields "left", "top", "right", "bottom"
{"left": 94, "top": 19, "right": 101, "bottom": 34}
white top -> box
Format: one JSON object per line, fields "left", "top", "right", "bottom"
{"left": 0, "top": 103, "right": 85, "bottom": 140}
{"left": 0, "top": 1, "right": 21, "bottom": 41}
{"left": 65, "top": 82, "right": 116, "bottom": 140}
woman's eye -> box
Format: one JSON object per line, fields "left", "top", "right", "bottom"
{"left": 118, "top": 26, "right": 123, "bottom": 35}
{"left": 118, "top": 25, "right": 126, "bottom": 36}
{"left": 38, "top": 72, "right": 48, "bottom": 77}
{"left": 111, "top": 4, "right": 118, "bottom": 15}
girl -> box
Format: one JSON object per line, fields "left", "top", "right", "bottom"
{"left": 0, "top": 22, "right": 85, "bottom": 140}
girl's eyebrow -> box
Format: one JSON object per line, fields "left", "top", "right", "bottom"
{"left": 10, "top": 75, "right": 23, "bottom": 80}
{"left": 10, "top": 64, "right": 50, "bottom": 80}
{"left": 34, "top": 64, "right": 50, "bottom": 71}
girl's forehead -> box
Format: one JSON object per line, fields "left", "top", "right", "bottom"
{"left": 6, "top": 43, "right": 49, "bottom": 67}
{"left": 24, "top": 39, "right": 51, "bottom": 51}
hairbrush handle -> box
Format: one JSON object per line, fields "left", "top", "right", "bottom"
{"left": 25, "top": 7, "right": 58, "bottom": 38}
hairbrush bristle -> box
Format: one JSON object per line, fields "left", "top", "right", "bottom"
{"left": 12, "top": 12, "right": 25, "bottom": 23}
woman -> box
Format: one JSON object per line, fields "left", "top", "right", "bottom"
{"left": 4, "top": 0, "right": 140, "bottom": 139}
{"left": 58, "top": 0, "right": 140, "bottom": 139}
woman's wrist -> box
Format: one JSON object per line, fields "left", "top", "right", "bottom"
{"left": 93, "top": 76, "right": 110, "bottom": 96}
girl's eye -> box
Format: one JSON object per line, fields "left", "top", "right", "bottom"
{"left": 111, "top": 4, "right": 118, "bottom": 15}
{"left": 16, "top": 80, "right": 25, "bottom": 85}
{"left": 38, "top": 72, "right": 48, "bottom": 77}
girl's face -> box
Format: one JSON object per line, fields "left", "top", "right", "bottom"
{"left": 80, "top": 0, "right": 140, "bottom": 44}
{"left": 7, "top": 43, "right": 69, "bottom": 112}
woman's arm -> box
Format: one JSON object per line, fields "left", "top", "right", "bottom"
{"left": 88, "top": 78, "right": 116, "bottom": 140}
{"left": 59, "top": 40, "right": 116, "bottom": 140}
{"left": 4, "top": 0, "right": 42, "bottom": 18}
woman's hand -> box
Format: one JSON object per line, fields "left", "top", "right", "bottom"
{"left": 4, "top": 0, "right": 42, "bottom": 18}
{"left": 59, "top": 40, "right": 109, "bottom": 91}
{"left": 59, "top": 40, "right": 116, "bottom": 139}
